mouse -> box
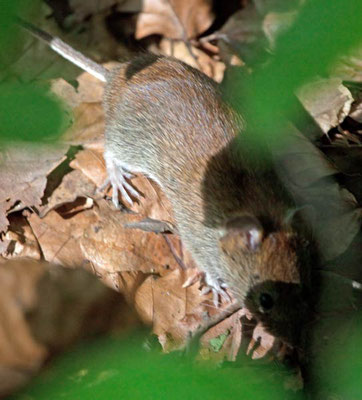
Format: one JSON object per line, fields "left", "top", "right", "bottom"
{"left": 18, "top": 19, "right": 316, "bottom": 344}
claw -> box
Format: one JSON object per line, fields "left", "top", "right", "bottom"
{"left": 99, "top": 155, "right": 142, "bottom": 208}
{"left": 203, "top": 274, "right": 231, "bottom": 306}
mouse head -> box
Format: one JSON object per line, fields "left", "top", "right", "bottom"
{"left": 219, "top": 215, "right": 313, "bottom": 344}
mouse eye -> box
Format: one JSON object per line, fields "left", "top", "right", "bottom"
{"left": 259, "top": 293, "right": 274, "bottom": 312}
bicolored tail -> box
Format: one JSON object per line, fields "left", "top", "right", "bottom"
{"left": 17, "top": 18, "right": 108, "bottom": 82}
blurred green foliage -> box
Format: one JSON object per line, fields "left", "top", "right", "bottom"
{"left": 0, "top": 82, "right": 70, "bottom": 141}
{"left": 9, "top": 332, "right": 302, "bottom": 400}
{"left": 0, "top": 0, "right": 68, "bottom": 143}
{"left": 1, "top": 0, "right": 361, "bottom": 399}
{"left": 235, "top": 0, "right": 362, "bottom": 145}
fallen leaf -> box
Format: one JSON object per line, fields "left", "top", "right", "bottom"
{"left": 134, "top": 268, "right": 209, "bottom": 351}
{"left": 210, "top": 4, "right": 264, "bottom": 65}
{"left": 275, "top": 126, "right": 362, "bottom": 260}
{"left": 201, "top": 309, "right": 244, "bottom": 362}
{"left": 247, "top": 323, "right": 275, "bottom": 360}
{"left": 0, "top": 214, "right": 41, "bottom": 260}
{"left": 297, "top": 78, "right": 354, "bottom": 134}
{"left": 0, "top": 144, "right": 68, "bottom": 234}
{"left": 0, "top": 259, "right": 47, "bottom": 396}
{"left": 70, "top": 148, "right": 106, "bottom": 187}
{"left": 39, "top": 169, "right": 96, "bottom": 217}
{"left": 28, "top": 205, "right": 97, "bottom": 267}
{"left": 80, "top": 199, "right": 179, "bottom": 275}
{"left": 0, "top": 258, "right": 138, "bottom": 396}
{"left": 130, "top": 0, "right": 214, "bottom": 40}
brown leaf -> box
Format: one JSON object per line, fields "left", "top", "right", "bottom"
{"left": 0, "top": 144, "right": 68, "bottom": 233}
{"left": 70, "top": 148, "right": 106, "bottom": 187}
{"left": 247, "top": 322, "right": 275, "bottom": 359}
{"left": 117, "top": 0, "right": 214, "bottom": 40}
{"left": 201, "top": 309, "right": 244, "bottom": 362}
{"left": 0, "top": 259, "right": 47, "bottom": 396}
{"left": 28, "top": 206, "right": 97, "bottom": 267}
{"left": 134, "top": 268, "right": 209, "bottom": 351}
{"left": 39, "top": 169, "right": 96, "bottom": 217}
{"left": 0, "top": 258, "right": 138, "bottom": 396}
{"left": 1, "top": 214, "right": 41, "bottom": 260}
{"left": 50, "top": 73, "right": 105, "bottom": 146}
{"left": 80, "top": 199, "right": 179, "bottom": 275}
{"left": 213, "top": 4, "right": 263, "bottom": 64}
{"left": 64, "top": 102, "right": 105, "bottom": 145}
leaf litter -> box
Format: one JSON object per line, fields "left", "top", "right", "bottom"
{"left": 1, "top": 0, "right": 362, "bottom": 396}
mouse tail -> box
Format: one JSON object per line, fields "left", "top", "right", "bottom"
{"left": 16, "top": 18, "right": 109, "bottom": 82}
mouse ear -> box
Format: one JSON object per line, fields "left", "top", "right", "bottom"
{"left": 219, "top": 215, "right": 263, "bottom": 253}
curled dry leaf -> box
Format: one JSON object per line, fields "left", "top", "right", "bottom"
{"left": 297, "top": 78, "right": 354, "bottom": 134}
{"left": 125, "top": 0, "right": 214, "bottom": 40}
{"left": 1, "top": 214, "right": 41, "bottom": 260}
{"left": 210, "top": 4, "right": 263, "bottom": 65}
{"left": 0, "top": 144, "right": 68, "bottom": 234}
{"left": 275, "top": 127, "right": 361, "bottom": 261}
{"left": 69, "top": 0, "right": 214, "bottom": 40}
{"left": 39, "top": 169, "right": 96, "bottom": 217}
{"left": 201, "top": 309, "right": 244, "bottom": 362}
{"left": 247, "top": 322, "right": 275, "bottom": 360}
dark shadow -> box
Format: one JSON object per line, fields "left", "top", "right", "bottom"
{"left": 124, "top": 53, "right": 161, "bottom": 80}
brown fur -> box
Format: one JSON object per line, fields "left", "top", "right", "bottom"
{"left": 103, "top": 54, "right": 314, "bottom": 343}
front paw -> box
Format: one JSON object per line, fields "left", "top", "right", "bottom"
{"left": 202, "top": 273, "right": 231, "bottom": 306}
{"left": 183, "top": 270, "right": 231, "bottom": 306}
{"left": 98, "top": 155, "right": 141, "bottom": 208}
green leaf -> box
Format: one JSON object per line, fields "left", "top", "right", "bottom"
{"left": 9, "top": 331, "right": 302, "bottom": 400}
{"left": 209, "top": 331, "right": 230, "bottom": 352}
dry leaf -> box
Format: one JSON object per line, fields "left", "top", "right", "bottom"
{"left": 1, "top": 214, "right": 41, "bottom": 260}
{"left": 275, "top": 127, "right": 361, "bottom": 260}
{"left": 0, "top": 259, "right": 138, "bottom": 396}
{"left": 134, "top": 268, "right": 209, "bottom": 351}
{"left": 70, "top": 148, "right": 107, "bottom": 187}
{"left": 129, "top": 0, "right": 214, "bottom": 40}
{"left": 262, "top": 11, "right": 296, "bottom": 48}
{"left": 247, "top": 323, "right": 275, "bottom": 359}
{"left": 0, "top": 144, "right": 68, "bottom": 233}
{"left": 297, "top": 78, "right": 354, "bottom": 134}
{"left": 39, "top": 169, "right": 96, "bottom": 217}
{"left": 80, "top": 199, "right": 179, "bottom": 275}
{"left": 331, "top": 43, "right": 362, "bottom": 83}
{"left": 69, "top": 0, "right": 214, "bottom": 40}
{"left": 0, "top": 259, "right": 47, "bottom": 396}
{"left": 201, "top": 309, "right": 244, "bottom": 362}
{"left": 28, "top": 206, "right": 98, "bottom": 267}
{"left": 212, "top": 4, "right": 264, "bottom": 64}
